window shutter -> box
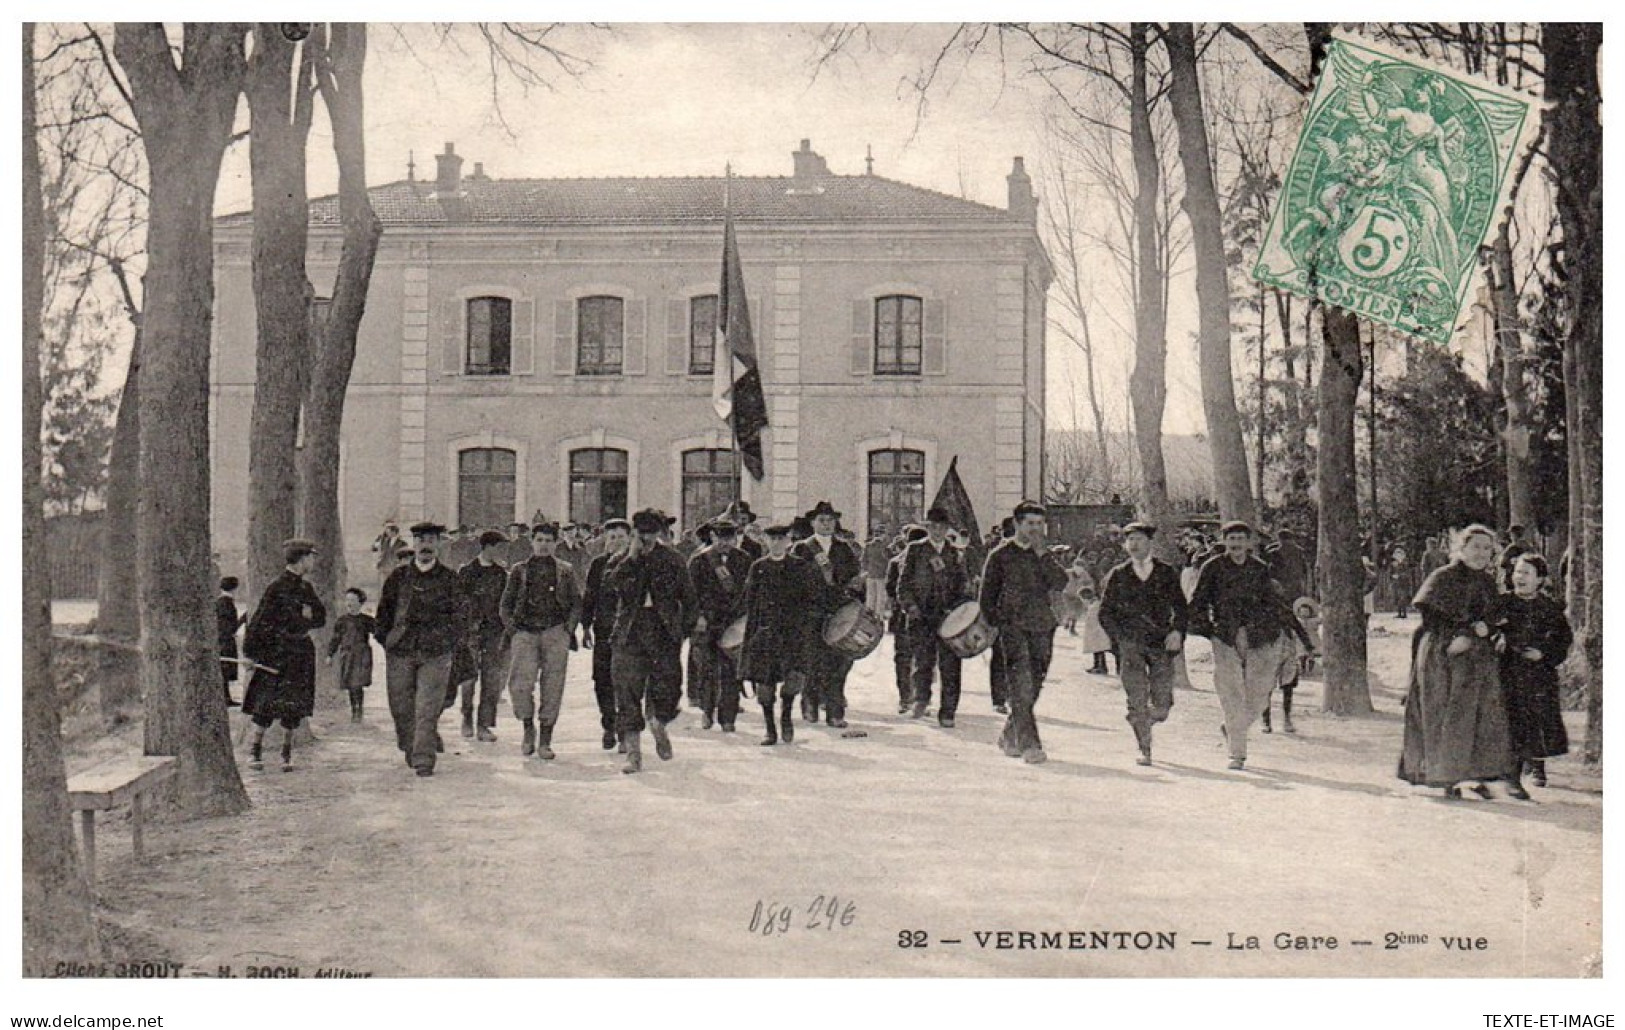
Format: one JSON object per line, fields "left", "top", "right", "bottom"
{"left": 850, "top": 298, "right": 872, "bottom": 376}
{"left": 553, "top": 300, "right": 575, "bottom": 375}
{"left": 511, "top": 298, "right": 535, "bottom": 375}
{"left": 666, "top": 298, "right": 688, "bottom": 375}
{"left": 441, "top": 297, "right": 464, "bottom": 375}
{"left": 623, "top": 297, "right": 647, "bottom": 375}
{"left": 923, "top": 297, "right": 948, "bottom": 375}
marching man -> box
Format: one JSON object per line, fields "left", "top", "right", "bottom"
{"left": 1097, "top": 521, "right": 1189, "bottom": 766}
{"left": 608, "top": 509, "right": 695, "bottom": 773}
{"left": 898, "top": 506, "right": 974, "bottom": 728}
{"left": 978, "top": 501, "right": 1069, "bottom": 764}
{"left": 688, "top": 516, "right": 752, "bottom": 732}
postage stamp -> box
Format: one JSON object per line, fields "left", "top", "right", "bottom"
{"left": 1253, "top": 32, "right": 1541, "bottom": 345}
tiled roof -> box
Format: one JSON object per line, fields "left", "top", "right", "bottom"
{"left": 217, "top": 174, "right": 1018, "bottom": 228}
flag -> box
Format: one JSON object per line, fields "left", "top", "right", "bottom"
{"left": 712, "top": 210, "right": 769, "bottom": 480}
{"left": 930, "top": 456, "right": 985, "bottom": 576}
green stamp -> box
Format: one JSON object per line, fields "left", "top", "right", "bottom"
{"left": 1254, "top": 33, "right": 1539, "bottom": 345}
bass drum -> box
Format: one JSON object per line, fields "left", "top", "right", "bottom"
{"left": 822, "top": 602, "right": 885, "bottom": 660}
{"left": 938, "top": 601, "right": 998, "bottom": 659}
{"left": 719, "top": 615, "right": 748, "bottom": 664}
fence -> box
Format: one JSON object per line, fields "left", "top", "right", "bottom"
{"left": 46, "top": 511, "right": 103, "bottom": 600}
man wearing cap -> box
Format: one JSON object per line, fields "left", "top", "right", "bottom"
{"left": 792, "top": 501, "right": 864, "bottom": 729}
{"left": 555, "top": 523, "right": 591, "bottom": 593}
{"left": 608, "top": 509, "right": 695, "bottom": 772}
{"left": 899, "top": 506, "right": 974, "bottom": 727}
{"left": 726, "top": 502, "right": 764, "bottom": 562}
{"left": 885, "top": 526, "right": 927, "bottom": 714}
{"left": 454, "top": 529, "right": 511, "bottom": 742}
{"left": 1098, "top": 521, "right": 1189, "bottom": 765}
{"left": 241, "top": 540, "right": 327, "bottom": 771}
{"left": 978, "top": 502, "right": 1068, "bottom": 763}
{"left": 688, "top": 516, "right": 752, "bottom": 732}
{"left": 499, "top": 522, "right": 581, "bottom": 760}
{"left": 374, "top": 523, "right": 463, "bottom": 776}
{"left": 581, "top": 518, "right": 631, "bottom": 751}
{"left": 1187, "top": 521, "right": 1313, "bottom": 771}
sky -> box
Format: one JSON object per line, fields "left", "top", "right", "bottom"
{"left": 204, "top": 22, "right": 1210, "bottom": 434}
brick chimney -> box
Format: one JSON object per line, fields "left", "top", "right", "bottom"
{"left": 435, "top": 142, "right": 464, "bottom": 195}
{"left": 1006, "top": 156, "right": 1035, "bottom": 222}
{"left": 792, "top": 139, "right": 830, "bottom": 180}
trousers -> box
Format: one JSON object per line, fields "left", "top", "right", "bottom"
{"left": 613, "top": 620, "right": 683, "bottom": 734}
{"left": 590, "top": 636, "right": 617, "bottom": 733}
{"left": 1118, "top": 638, "right": 1176, "bottom": 749}
{"left": 458, "top": 638, "right": 508, "bottom": 730}
{"left": 996, "top": 626, "right": 1053, "bottom": 756}
{"left": 386, "top": 652, "right": 452, "bottom": 772}
{"left": 505, "top": 625, "right": 570, "bottom": 726}
{"left": 694, "top": 629, "right": 744, "bottom": 727}
{"left": 1211, "top": 630, "right": 1295, "bottom": 761}
{"left": 908, "top": 616, "right": 962, "bottom": 717}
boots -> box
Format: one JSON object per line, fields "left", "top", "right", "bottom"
{"left": 780, "top": 697, "right": 796, "bottom": 744}
{"left": 281, "top": 730, "right": 294, "bottom": 772}
{"left": 461, "top": 711, "right": 475, "bottom": 739}
{"left": 521, "top": 719, "right": 536, "bottom": 757}
{"left": 1530, "top": 760, "right": 1548, "bottom": 788}
{"left": 622, "top": 731, "right": 643, "bottom": 774}
{"left": 1281, "top": 688, "right": 1297, "bottom": 734}
{"left": 650, "top": 718, "right": 673, "bottom": 761}
{"left": 759, "top": 702, "right": 778, "bottom": 746}
{"left": 1132, "top": 723, "right": 1153, "bottom": 766}
{"left": 349, "top": 692, "right": 363, "bottom": 723}
{"left": 536, "top": 722, "right": 556, "bottom": 761}
{"left": 249, "top": 728, "right": 266, "bottom": 771}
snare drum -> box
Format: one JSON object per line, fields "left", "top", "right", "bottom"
{"left": 719, "top": 616, "right": 747, "bottom": 664}
{"left": 822, "top": 602, "right": 885, "bottom": 660}
{"left": 939, "top": 601, "right": 997, "bottom": 658}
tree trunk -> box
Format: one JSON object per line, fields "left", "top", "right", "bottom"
{"left": 1318, "top": 307, "right": 1373, "bottom": 714}
{"left": 97, "top": 330, "right": 142, "bottom": 722}
{"left": 245, "top": 27, "right": 316, "bottom": 599}
{"left": 1128, "top": 24, "right": 1176, "bottom": 557}
{"left": 1544, "top": 23, "right": 1602, "bottom": 763}
{"left": 23, "top": 20, "right": 103, "bottom": 975}
{"left": 1165, "top": 22, "right": 1258, "bottom": 526}
{"left": 1563, "top": 324, "right": 1584, "bottom": 623}
{"left": 116, "top": 24, "right": 251, "bottom": 817}
{"left": 1490, "top": 220, "right": 1536, "bottom": 535}
{"left": 300, "top": 24, "right": 381, "bottom": 628}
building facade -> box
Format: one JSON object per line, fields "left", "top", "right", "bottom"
{"left": 210, "top": 140, "right": 1051, "bottom": 576}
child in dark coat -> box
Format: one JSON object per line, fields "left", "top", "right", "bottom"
{"left": 327, "top": 587, "right": 377, "bottom": 722}
{"left": 1493, "top": 555, "right": 1573, "bottom": 793}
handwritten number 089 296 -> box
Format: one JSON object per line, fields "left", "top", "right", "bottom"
{"left": 749, "top": 896, "right": 857, "bottom": 936}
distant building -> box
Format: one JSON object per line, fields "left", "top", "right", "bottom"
{"left": 210, "top": 140, "right": 1051, "bottom": 576}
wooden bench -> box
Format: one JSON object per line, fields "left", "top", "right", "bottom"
{"left": 67, "top": 755, "right": 177, "bottom": 880}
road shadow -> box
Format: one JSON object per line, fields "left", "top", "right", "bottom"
{"left": 1151, "top": 760, "right": 1294, "bottom": 791}
{"left": 1245, "top": 765, "right": 1408, "bottom": 800}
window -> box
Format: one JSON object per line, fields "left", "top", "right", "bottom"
{"left": 466, "top": 296, "right": 512, "bottom": 375}
{"left": 569, "top": 448, "right": 629, "bottom": 524}
{"left": 682, "top": 449, "right": 737, "bottom": 530}
{"left": 874, "top": 295, "right": 923, "bottom": 376}
{"left": 868, "top": 449, "right": 925, "bottom": 533}
{"left": 576, "top": 296, "right": 624, "bottom": 375}
{"left": 689, "top": 295, "right": 718, "bottom": 375}
{"left": 459, "top": 448, "right": 517, "bottom": 529}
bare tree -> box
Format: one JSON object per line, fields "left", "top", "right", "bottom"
{"left": 1165, "top": 23, "right": 1258, "bottom": 526}
{"left": 114, "top": 23, "right": 252, "bottom": 815}
{"left": 24, "top": 20, "right": 103, "bottom": 975}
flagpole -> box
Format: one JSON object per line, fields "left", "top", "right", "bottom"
{"left": 724, "top": 163, "right": 742, "bottom": 509}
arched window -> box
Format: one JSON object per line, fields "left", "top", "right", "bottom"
{"left": 458, "top": 448, "right": 517, "bottom": 528}
{"left": 689, "top": 295, "right": 718, "bottom": 375}
{"left": 681, "top": 448, "right": 736, "bottom": 530}
{"left": 868, "top": 449, "right": 925, "bottom": 533}
{"left": 577, "top": 295, "right": 624, "bottom": 375}
{"left": 874, "top": 295, "right": 923, "bottom": 375}
{"left": 569, "top": 448, "right": 629, "bottom": 524}
{"left": 465, "top": 296, "right": 512, "bottom": 375}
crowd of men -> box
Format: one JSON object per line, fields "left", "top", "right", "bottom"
{"left": 226, "top": 484, "right": 1361, "bottom": 779}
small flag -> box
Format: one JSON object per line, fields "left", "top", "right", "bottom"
{"left": 713, "top": 209, "right": 769, "bottom": 480}
{"left": 930, "top": 456, "right": 984, "bottom": 574}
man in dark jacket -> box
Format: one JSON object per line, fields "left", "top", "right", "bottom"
{"left": 792, "top": 500, "right": 864, "bottom": 729}
{"left": 1098, "top": 521, "right": 1189, "bottom": 766}
{"left": 609, "top": 508, "right": 695, "bottom": 773}
{"left": 885, "top": 527, "right": 926, "bottom": 714}
{"left": 500, "top": 522, "right": 581, "bottom": 760}
{"left": 688, "top": 517, "right": 752, "bottom": 732}
{"left": 454, "top": 530, "right": 510, "bottom": 743}
{"left": 978, "top": 501, "right": 1068, "bottom": 763}
{"left": 899, "top": 506, "right": 974, "bottom": 728}
{"left": 1188, "top": 521, "right": 1311, "bottom": 771}
{"left": 581, "top": 518, "right": 630, "bottom": 751}
{"left": 374, "top": 523, "right": 462, "bottom": 776}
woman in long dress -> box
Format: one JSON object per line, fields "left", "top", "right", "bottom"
{"left": 1398, "top": 525, "right": 1512, "bottom": 798}
{"left": 1492, "top": 554, "right": 1573, "bottom": 792}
